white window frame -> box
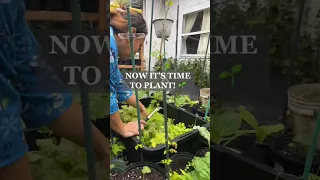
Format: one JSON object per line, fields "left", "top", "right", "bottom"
{"left": 178, "top": 1, "right": 210, "bottom": 59}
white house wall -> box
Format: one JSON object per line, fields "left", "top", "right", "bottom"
{"left": 143, "top": 0, "right": 210, "bottom": 71}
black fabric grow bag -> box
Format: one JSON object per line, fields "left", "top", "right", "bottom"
{"left": 119, "top": 98, "right": 209, "bottom": 163}
{"left": 211, "top": 144, "right": 287, "bottom": 180}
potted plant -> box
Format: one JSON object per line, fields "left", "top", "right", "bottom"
{"left": 119, "top": 162, "right": 166, "bottom": 180}
{"left": 152, "top": 1, "right": 174, "bottom": 39}
{"left": 237, "top": 106, "right": 285, "bottom": 167}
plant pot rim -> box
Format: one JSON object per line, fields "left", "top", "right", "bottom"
{"left": 121, "top": 161, "right": 166, "bottom": 177}
{"left": 152, "top": 17, "right": 174, "bottom": 23}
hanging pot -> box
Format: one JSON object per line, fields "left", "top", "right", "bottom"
{"left": 152, "top": 18, "right": 174, "bottom": 38}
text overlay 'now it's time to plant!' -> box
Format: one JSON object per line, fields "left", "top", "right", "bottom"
{"left": 122, "top": 72, "right": 193, "bottom": 90}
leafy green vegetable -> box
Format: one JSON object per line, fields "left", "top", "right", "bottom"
{"left": 142, "top": 166, "right": 151, "bottom": 180}
{"left": 239, "top": 106, "right": 285, "bottom": 143}
{"left": 73, "top": 93, "right": 109, "bottom": 120}
{"left": 193, "top": 126, "right": 210, "bottom": 145}
{"left": 170, "top": 152, "right": 210, "bottom": 180}
{"left": 211, "top": 110, "right": 242, "bottom": 144}
{"left": 28, "top": 139, "right": 109, "bottom": 180}
{"left": 120, "top": 105, "right": 192, "bottom": 148}
{"left": 111, "top": 137, "right": 126, "bottom": 158}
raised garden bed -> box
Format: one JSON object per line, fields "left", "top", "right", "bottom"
{"left": 118, "top": 98, "right": 209, "bottom": 163}
{"left": 211, "top": 144, "right": 288, "bottom": 180}
{"left": 272, "top": 134, "right": 320, "bottom": 176}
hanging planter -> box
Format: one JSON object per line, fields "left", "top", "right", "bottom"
{"left": 152, "top": 18, "right": 174, "bottom": 38}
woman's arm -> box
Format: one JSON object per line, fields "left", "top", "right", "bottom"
{"left": 125, "top": 94, "right": 148, "bottom": 117}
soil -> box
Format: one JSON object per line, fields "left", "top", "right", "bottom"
{"left": 120, "top": 167, "right": 166, "bottom": 180}
{"left": 110, "top": 169, "right": 121, "bottom": 180}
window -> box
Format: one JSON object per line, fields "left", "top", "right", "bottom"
{"left": 181, "top": 8, "right": 210, "bottom": 56}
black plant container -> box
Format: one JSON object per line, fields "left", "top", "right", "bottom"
{"left": 243, "top": 143, "right": 275, "bottom": 168}
{"left": 119, "top": 161, "right": 166, "bottom": 180}
{"left": 272, "top": 134, "right": 320, "bottom": 176}
{"left": 169, "top": 152, "right": 194, "bottom": 172}
{"left": 211, "top": 144, "right": 287, "bottom": 180}
{"left": 118, "top": 98, "right": 209, "bottom": 163}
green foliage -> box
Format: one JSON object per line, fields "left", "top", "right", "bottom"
{"left": 73, "top": 93, "right": 109, "bottom": 120}
{"left": 193, "top": 126, "right": 210, "bottom": 145}
{"left": 152, "top": 51, "right": 210, "bottom": 88}
{"left": 142, "top": 166, "right": 151, "bottom": 180}
{"left": 110, "top": 137, "right": 126, "bottom": 158}
{"left": 176, "top": 59, "right": 210, "bottom": 88}
{"left": 120, "top": 105, "right": 192, "bottom": 148}
{"left": 170, "top": 152, "right": 210, "bottom": 180}
{"left": 239, "top": 106, "right": 285, "bottom": 143}
{"left": 149, "top": 91, "right": 199, "bottom": 108}
{"left": 214, "top": 0, "right": 318, "bottom": 83}
{"left": 28, "top": 139, "right": 108, "bottom": 180}
{"left": 210, "top": 109, "right": 242, "bottom": 144}
{"left": 218, "top": 64, "right": 242, "bottom": 87}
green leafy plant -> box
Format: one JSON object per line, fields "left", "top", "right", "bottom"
{"left": 214, "top": 0, "right": 318, "bottom": 83}
{"left": 239, "top": 106, "right": 285, "bottom": 143}
{"left": 141, "top": 166, "right": 151, "bottom": 180}
{"left": 110, "top": 137, "right": 126, "bottom": 158}
{"left": 218, "top": 64, "right": 242, "bottom": 87}
{"left": 73, "top": 93, "right": 109, "bottom": 120}
{"left": 28, "top": 138, "right": 108, "bottom": 180}
{"left": 170, "top": 152, "right": 210, "bottom": 180}
{"left": 193, "top": 126, "right": 210, "bottom": 145}
{"left": 210, "top": 109, "right": 242, "bottom": 144}
{"left": 164, "top": 142, "right": 178, "bottom": 155}
{"left": 161, "top": 159, "right": 172, "bottom": 165}
{"left": 120, "top": 105, "right": 192, "bottom": 148}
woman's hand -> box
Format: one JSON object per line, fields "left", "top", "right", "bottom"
{"left": 121, "top": 121, "right": 146, "bottom": 138}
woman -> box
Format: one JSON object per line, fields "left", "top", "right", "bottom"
{"left": 0, "top": 0, "right": 109, "bottom": 179}
{"left": 109, "top": 3, "right": 150, "bottom": 137}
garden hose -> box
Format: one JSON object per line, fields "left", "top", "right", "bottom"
{"left": 126, "top": 2, "right": 144, "bottom": 161}
{"left": 70, "top": 0, "right": 97, "bottom": 179}
{"left": 302, "top": 111, "right": 320, "bottom": 180}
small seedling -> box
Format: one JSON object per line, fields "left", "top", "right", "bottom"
{"left": 161, "top": 159, "right": 172, "bottom": 165}
{"left": 141, "top": 166, "right": 151, "bottom": 180}
{"left": 135, "top": 144, "right": 143, "bottom": 150}
{"left": 178, "top": 82, "right": 186, "bottom": 89}
{"left": 164, "top": 142, "right": 178, "bottom": 155}
{"left": 218, "top": 64, "right": 242, "bottom": 87}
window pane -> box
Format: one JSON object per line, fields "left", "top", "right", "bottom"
{"left": 185, "top": 34, "right": 200, "bottom": 54}
{"left": 191, "top": 11, "right": 203, "bottom": 32}
{"left": 183, "top": 11, "right": 204, "bottom": 33}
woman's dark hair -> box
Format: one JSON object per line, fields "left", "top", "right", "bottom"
{"left": 110, "top": 6, "right": 148, "bottom": 35}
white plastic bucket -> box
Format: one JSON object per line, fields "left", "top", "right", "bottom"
{"left": 200, "top": 88, "right": 210, "bottom": 106}
{"left": 287, "top": 83, "right": 320, "bottom": 148}
{"left": 152, "top": 18, "right": 174, "bottom": 38}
